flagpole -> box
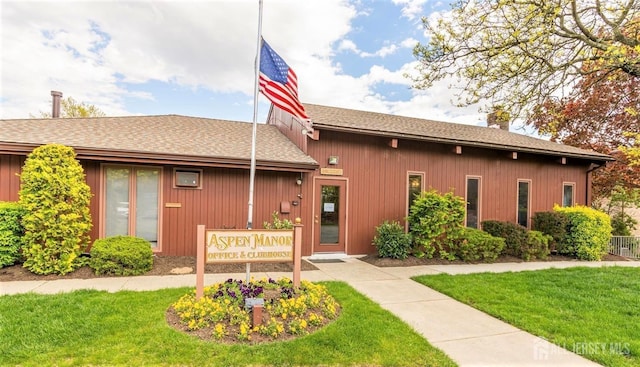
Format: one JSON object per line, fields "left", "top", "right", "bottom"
{"left": 246, "top": 0, "right": 263, "bottom": 281}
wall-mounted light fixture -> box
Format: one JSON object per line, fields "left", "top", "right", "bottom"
{"left": 301, "top": 126, "right": 315, "bottom": 136}
{"left": 328, "top": 156, "right": 339, "bottom": 165}
{"left": 296, "top": 173, "right": 303, "bottom": 186}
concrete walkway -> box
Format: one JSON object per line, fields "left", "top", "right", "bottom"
{"left": 2, "top": 259, "right": 638, "bottom": 366}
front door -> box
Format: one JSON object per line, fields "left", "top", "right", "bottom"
{"left": 104, "top": 166, "right": 161, "bottom": 249}
{"left": 313, "top": 179, "right": 347, "bottom": 253}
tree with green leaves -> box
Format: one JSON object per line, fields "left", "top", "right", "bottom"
{"left": 528, "top": 67, "right": 640, "bottom": 199}
{"left": 34, "top": 96, "right": 106, "bottom": 118}
{"left": 19, "top": 144, "right": 93, "bottom": 275}
{"left": 411, "top": 0, "right": 640, "bottom": 118}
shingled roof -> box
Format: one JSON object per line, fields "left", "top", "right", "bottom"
{"left": 0, "top": 115, "right": 318, "bottom": 170}
{"left": 305, "top": 104, "right": 612, "bottom": 162}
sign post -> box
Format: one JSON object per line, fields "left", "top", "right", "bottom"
{"left": 196, "top": 224, "right": 205, "bottom": 299}
{"left": 195, "top": 221, "right": 303, "bottom": 298}
{"left": 293, "top": 219, "right": 302, "bottom": 287}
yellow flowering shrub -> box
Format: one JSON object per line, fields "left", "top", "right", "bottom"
{"left": 554, "top": 205, "right": 612, "bottom": 260}
{"left": 213, "top": 323, "right": 226, "bottom": 339}
{"left": 258, "top": 319, "right": 285, "bottom": 338}
{"left": 170, "top": 277, "right": 340, "bottom": 343}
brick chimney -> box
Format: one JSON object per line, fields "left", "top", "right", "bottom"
{"left": 51, "top": 90, "right": 63, "bottom": 118}
{"left": 487, "top": 107, "right": 510, "bottom": 131}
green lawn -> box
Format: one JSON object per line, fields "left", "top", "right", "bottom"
{"left": 0, "top": 281, "right": 455, "bottom": 367}
{"left": 414, "top": 266, "right": 640, "bottom": 367}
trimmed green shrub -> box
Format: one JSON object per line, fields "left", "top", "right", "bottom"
{"left": 522, "top": 230, "right": 551, "bottom": 261}
{"left": 263, "top": 211, "right": 293, "bottom": 229}
{"left": 450, "top": 228, "right": 505, "bottom": 262}
{"left": 0, "top": 202, "right": 27, "bottom": 268}
{"left": 481, "top": 220, "right": 527, "bottom": 258}
{"left": 373, "top": 220, "right": 412, "bottom": 259}
{"left": 89, "top": 236, "right": 153, "bottom": 276}
{"left": 531, "top": 211, "right": 568, "bottom": 252}
{"left": 407, "top": 189, "right": 465, "bottom": 259}
{"left": 19, "top": 144, "right": 93, "bottom": 275}
{"left": 554, "top": 205, "right": 612, "bottom": 261}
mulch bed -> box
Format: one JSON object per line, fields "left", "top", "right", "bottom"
{"left": 0, "top": 253, "right": 631, "bottom": 282}
{"left": 0, "top": 256, "right": 319, "bottom": 282}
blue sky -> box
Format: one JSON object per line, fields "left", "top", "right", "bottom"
{"left": 1, "top": 0, "right": 513, "bottom": 130}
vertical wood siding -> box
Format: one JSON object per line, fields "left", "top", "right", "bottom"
{"left": 0, "top": 156, "right": 103, "bottom": 249}
{"left": 306, "top": 131, "right": 593, "bottom": 255}
{"left": 0, "top": 130, "right": 598, "bottom": 258}
{"left": 160, "top": 166, "right": 301, "bottom": 256}
{"left": 82, "top": 161, "right": 101, "bottom": 243}
{"left": 1, "top": 154, "right": 302, "bottom": 256}
{"left": 0, "top": 155, "right": 23, "bottom": 202}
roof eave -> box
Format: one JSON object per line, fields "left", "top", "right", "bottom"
{"left": 312, "top": 124, "right": 613, "bottom": 163}
{"left": 0, "top": 142, "right": 319, "bottom": 172}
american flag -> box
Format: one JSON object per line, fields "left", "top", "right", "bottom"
{"left": 258, "top": 39, "right": 309, "bottom": 120}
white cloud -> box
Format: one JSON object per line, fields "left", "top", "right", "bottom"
{"left": 0, "top": 0, "right": 357, "bottom": 118}
{"left": 338, "top": 39, "right": 360, "bottom": 53}
{"left": 0, "top": 0, "right": 509, "bottom": 134}
{"left": 392, "top": 0, "right": 427, "bottom": 20}
{"left": 338, "top": 37, "right": 416, "bottom": 59}
{"left": 400, "top": 37, "right": 419, "bottom": 48}
{"left": 361, "top": 44, "right": 398, "bottom": 58}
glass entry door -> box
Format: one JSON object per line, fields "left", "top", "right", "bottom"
{"left": 104, "top": 166, "right": 160, "bottom": 248}
{"left": 313, "top": 179, "right": 346, "bottom": 253}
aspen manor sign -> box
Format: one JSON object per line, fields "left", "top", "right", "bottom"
{"left": 205, "top": 229, "right": 294, "bottom": 263}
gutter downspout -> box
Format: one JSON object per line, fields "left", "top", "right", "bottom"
{"left": 586, "top": 162, "right": 605, "bottom": 206}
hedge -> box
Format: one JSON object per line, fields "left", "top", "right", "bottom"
{"left": 553, "top": 205, "right": 612, "bottom": 261}
{"left": 408, "top": 189, "right": 465, "bottom": 258}
{"left": 449, "top": 228, "right": 505, "bottom": 262}
{"left": 0, "top": 202, "right": 27, "bottom": 267}
{"left": 373, "top": 220, "right": 412, "bottom": 259}
{"left": 89, "top": 236, "right": 154, "bottom": 276}
{"left": 19, "top": 144, "right": 93, "bottom": 275}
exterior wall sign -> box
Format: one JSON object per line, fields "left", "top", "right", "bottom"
{"left": 320, "top": 167, "right": 343, "bottom": 176}
{"left": 205, "top": 229, "right": 294, "bottom": 263}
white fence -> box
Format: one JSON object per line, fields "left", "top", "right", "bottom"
{"left": 609, "top": 236, "right": 640, "bottom": 259}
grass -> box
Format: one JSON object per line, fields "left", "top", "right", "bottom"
{"left": 414, "top": 266, "right": 640, "bottom": 367}
{"left": 0, "top": 281, "right": 456, "bottom": 367}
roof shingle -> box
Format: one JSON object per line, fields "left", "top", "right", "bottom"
{"left": 305, "top": 104, "right": 612, "bottom": 161}
{"left": 0, "top": 114, "right": 318, "bottom": 167}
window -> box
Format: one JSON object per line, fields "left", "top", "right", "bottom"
{"left": 407, "top": 173, "right": 424, "bottom": 217}
{"left": 517, "top": 180, "right": 531, "bottom": 228}
{"left": 466, "top": 176, "right": 481, "bottom": 228}
{"left": 104, "top": 166, "right": 161, "bottom": 249}
{"left": 174, "top": 168, "right": 202, "bottom": 188}
{"left": 563, "top": 183, "right": 575, "bottom": 207}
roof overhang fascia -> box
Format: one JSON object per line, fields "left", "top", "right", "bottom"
{"left": 312, "top": 124, "right": 614, "bottom": 163}
{"left": 0, "top": 142, "right": 318, "bottom": 172}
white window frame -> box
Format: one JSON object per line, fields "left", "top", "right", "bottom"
{"left": 517, "top": 179, "right": 532, "bottom": 228}
{"left": 563, "top": 182, "right": 576, "bottom": 207}
{"left": 406, "top": 171, "right": 425, "bottom": 230}
{"left": 100, "top": 164, "right": 163, "bottom": 252}
{"left": 465, "top": 175, "right": 482, "bottom": 229}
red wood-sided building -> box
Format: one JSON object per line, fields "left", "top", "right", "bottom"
{"left": 0, "top": 103, "right": 611, "bottom": 256}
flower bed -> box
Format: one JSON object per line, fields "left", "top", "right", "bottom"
{"left": 167, "top": 277, "right": 341, "bottom": 343}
